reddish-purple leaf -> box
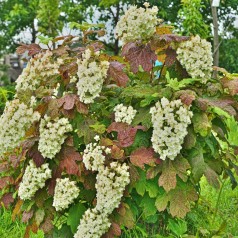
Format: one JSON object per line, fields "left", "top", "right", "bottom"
{"left": 22, "top": 210, "right": 34, "bottom": 223}
{"left": 107, "top": 122, "right": 145, "bottom": 147}
{"left": 58, "top": 94, "right": 77, "bottom": 110}
{"left": 0, "top": 176, "right": 14, "bottom": 189}
{"left": 103, "top": 222, "right": 121, "bottom": 238}
{"left": 179, "top": 91, "right": 196, "bottom": 106}
{"left": 59, "top": 146, "right": 82, "bottom": 176}
{"left": 1, "top": 193, "right": 14, "bottom": 208}
{"left": 165, "top": 47, "right": 177, "bottom": 67}
{"left": 75, "top": 100, "right": 88, "bottom": 114}
{"left": 48, "top": 168, "right": 62, "bottom": 196}
{"left": 17, "top": 43, "right": 41, "bottom": 56}
{"left": 28, "top": 144, "right": 45, "bottom": 167}
{"left": 121, "top": 43, "right": 157, "bottom": 73}
{"left": 221, "top": 77, "right": 238, "bottom": 96}
{"left": 130, "top": 147, "right": 156, "bottom": 169}
{"left": 108, "top": 61, "right": 129, "bottom": 87}
{"left": 197, "top": 98, "right": 236, "bottom": 116}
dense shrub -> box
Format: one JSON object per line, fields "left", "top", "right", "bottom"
{"left": 0, "top": 3, "right": 238, "bottom": 238}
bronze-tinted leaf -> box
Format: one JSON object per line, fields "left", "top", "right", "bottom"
{"left": 0, "top": 176, "right": 14, "bottom": 189}
{"left": 28, "top": 144, "right": 45, "bottom": 167}
{"left": 107, "top": 122, "right": 145, "bottom": 148}
{"left": 22, "top": 210, "right": 34, "bottom": 223}
{"left": 121, "top": 42, "right": 157, "bottom": 73}
{"left": 165, "top": 47, "right": 177, "bottom": 67}
{"left": 130, "top": 147, "right": 156, "bottom": 169}
{"left": 59, "top": 146, "right": 82, "bottom": 176}
{"left": 111, "top": 145, "right": 125, "bottom": 160}
{"left": 108, "top": 61, "right": 129, "bottom": 87}
{"left": 58, "top": 94, "right": 77, "bottom": 110}
{"left": 102, "top": 222, "right": 121, "bottom": 238}
{"left": 221, "top": 77, "right": 238, "bottom": 96}
{"left": 1, "top": 193, "right": 14, "bottom": 208}
{"left": 158, "top": 158, "right": 190, "bottom": 192}
{"left": 17, "top": 43, "right": 41, "bottom": 56}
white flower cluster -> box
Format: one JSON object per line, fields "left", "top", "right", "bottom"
{"left": 18, "top": 161, "right": 51, "bottom": 200}
{"left": 53, "top": 178, "right": 80, "bottom": 211}
{"left": 176, "top": 35, "right": 213, "bottom": 82}
{"left": 95, "top": 162, "right": 130, "bottom": 214}
{"left": 76, "top": 49, "right": 109, "bottom": 104}
{"left": 114, "top": 104, "right": 137, "bottom": 125}
{"left": 83, "top": 143, "right": 106, "bottom": 171}
{"left": 74, "top": 208, "right": 110, "bottom": 238}
{"left": 75, "top": 143, "right": 130, "bottom": 238}
{"left": 0, "top": 98, "right": 40, "bottom": 157}
{"left": 38, "top": 115, "right": 73, "bottom": 159}
{"left": 115, "top": 2, "right": 158, "bottom": 43}
{"left": 16, "top": 50, "right": 63, "bottom": 93}
{"left": 150, "top": 97, "right": 193, "bottom": 160}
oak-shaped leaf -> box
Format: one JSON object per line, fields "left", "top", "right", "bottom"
{"left": 196, "top": 98, "right": 236, "bottom": 116}
{"left": 204, "top": 166, "right": 220, "bottom": 189}
{"left": 28, "top": 144, "right": 45, "bottom": 167}
{"left": 111, "top": 145, "right": 125, "bottom": 160}
{"left": 221, "top": 77, "right": 238, "bottom": 96}
{"left": 17, "top": 43, "right": 41, "bottom": 56}
{"left": 107, "top": 122, "right": 145, "bottom": 147}
{"left": 130, "top": 147, "right": 156, "bottom": 169}
{"left": 58, "top": 94, "right": 77, "bottom": 110}
{"left": 22, "top": 210, "right": 34, "bottom": 223}
{"left": 0, "top": 176, "right": 14, "bottom": 189}
{"left": 192, "top": 112, "right": 211, "bottom": 137}
{"left": 150, "top": 34, "right": 189, "bottom": 51}
{"left": 121, "top": 42, "right": 157, "bottom": 73}
{"left": 0, "top": 193, "right": 14, "bottom": 208}
{"left": 165, "top": 47, "right": 177, "bottom": 67}
{"left": 155, "top": 182, "right": 198, "bottom": 218}
{"left": 115, "top": 203, "right": 135, "bottom": 229}
{"left": 174, "top": 90, "right": 196, "bottom": 106}
{"left": 108, "top": 61, "right": 129, "bottom": 87}
{"left": 48, "top": 168, "right": 62, "bottom": 196}
{"left": 158, "top": 158, "right": 190, "bottom": 192}
{"left": 102, "top": 222, "right": 121, "bottom": 238}
{"left": 59, "top": 146, "right": 82, "bottom": 176}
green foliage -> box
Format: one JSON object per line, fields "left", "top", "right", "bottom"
{"left": 178, "top": 0, "right": 209, "bottom": 38}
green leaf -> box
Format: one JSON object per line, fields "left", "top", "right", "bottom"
{"left": 166, "top": 72, "right": 199, "bottom": 91}
{"left": 53, "top": 224, "right": 72, "bottom": 238}
{"left": 132, "top": 107, "right": 152, "bottom": 129}
{"left": 224, "top": 116, "right": 238, "bottom": 146}
{"left": 168, "top": 219, "right": 187, "bottom": 236}
{"left": 37, "top": 35, "right": 53, "bottom": 45}
{"left": 67, "top": 203, "right": 87, "bottom": 233}
{"left": 146, "top": 179, "right": 160, "bottom": 198}
{"left": 188, "top": 148, "right": 206, "bottom": 182}
{"left": 139, "top": 193, "right": 157, "bottom": 217}
{"left": 89, "top": 122, "right": 106, "bottom": 134}
{"left": 192, "top": 112, "right": 211, "bottom": 137}
{"left": 134, "top": 169, "right": 147, "bottom": 196}
{"left": 155, "top": 193, "right": 169, "bottom": 212}
{"left": 69, "top": 22, "right": 105, "bottom": 30}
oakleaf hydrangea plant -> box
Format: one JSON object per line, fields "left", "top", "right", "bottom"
{"left": 0, "top": 2, "right": 238, "bottom": 238}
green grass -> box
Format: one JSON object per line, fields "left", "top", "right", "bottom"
{"left": 0, "top": 207, "right": 44, "bottom": 238}
{"left": 187, "top": 176, "right": 238, "bottom": 236}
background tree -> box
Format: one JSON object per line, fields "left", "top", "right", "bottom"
{"left": 0, "top": 0, "right": 39, "bottom": 54}
{"left": 37, "top": 0, "right": 63, "bottom": 37}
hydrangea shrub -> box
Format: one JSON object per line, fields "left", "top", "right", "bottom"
{"left": 1, "top": 3, "right": 238, "bottom": 237}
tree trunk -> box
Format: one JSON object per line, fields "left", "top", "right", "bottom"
{"left": 211, "top": 2, "right": 219, "bottom": 78}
